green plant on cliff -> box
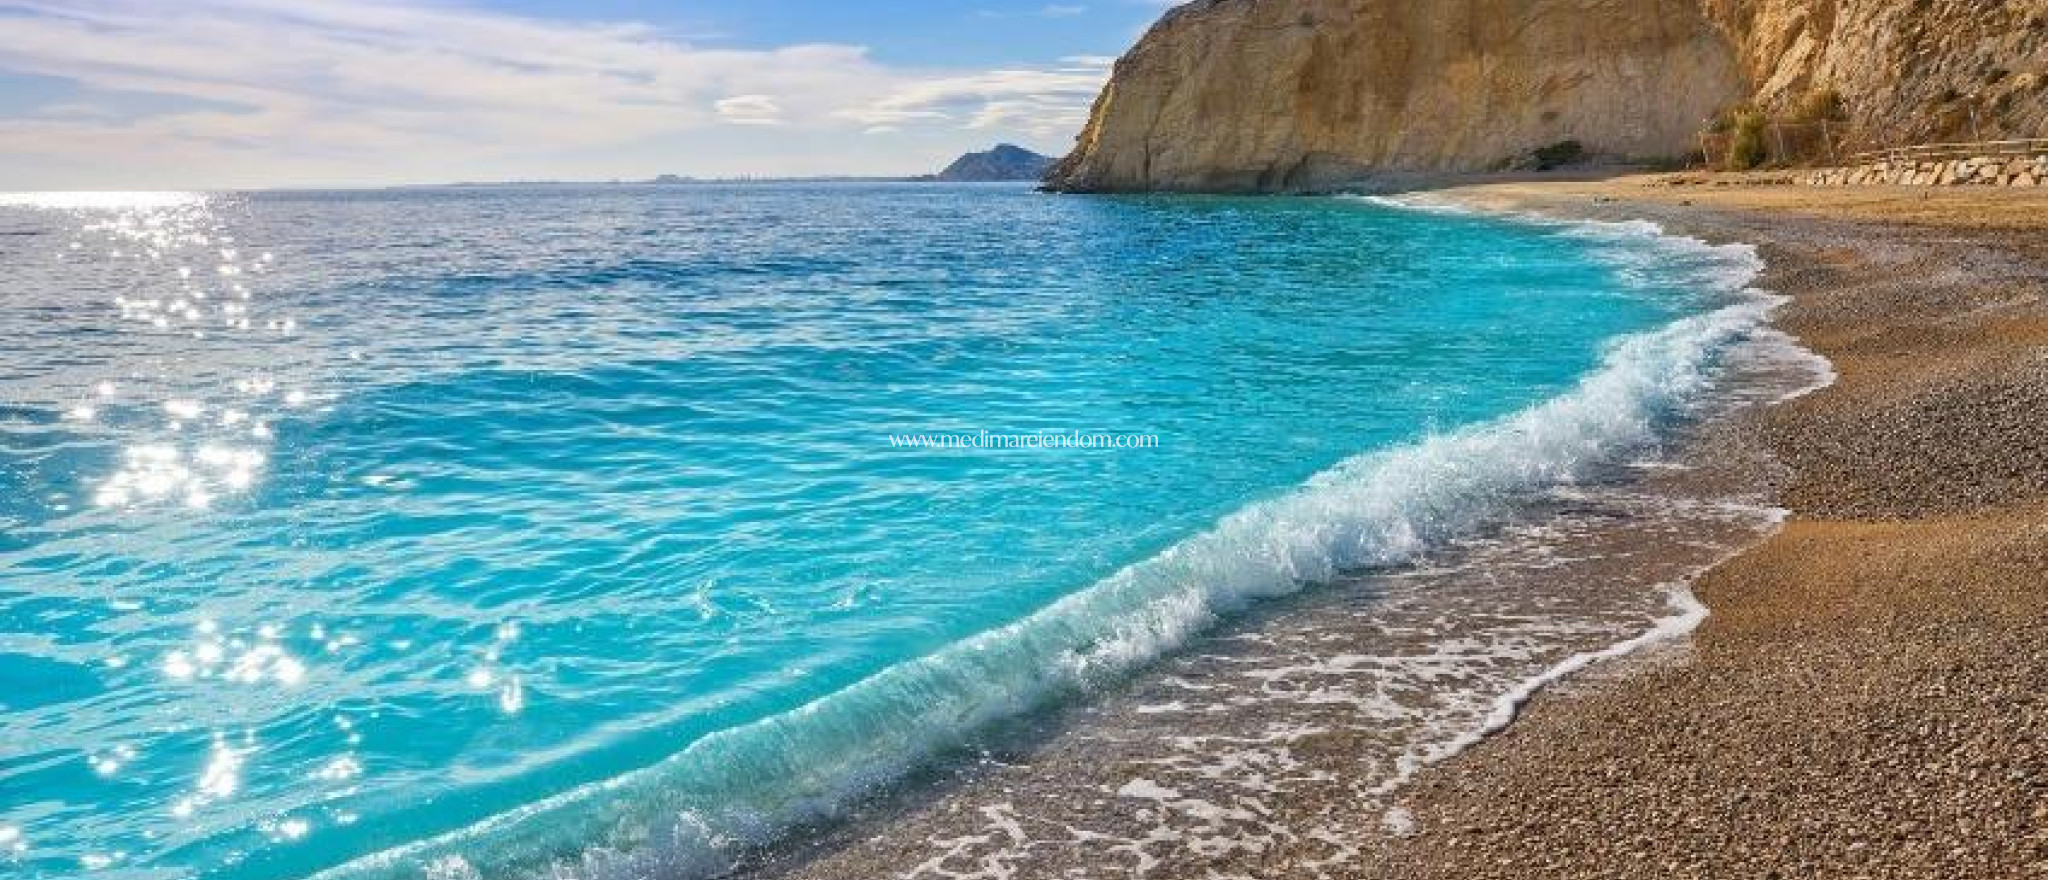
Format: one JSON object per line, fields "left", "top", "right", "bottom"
{"left": 1726, "top": 108, "right": 1770, "bottom": 171}
{"left": 1795, "top": 88, "right": 1848, "bottom": 123}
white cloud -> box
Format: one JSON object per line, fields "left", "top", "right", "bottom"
{"left": 839, "top": 60, "right": 1112, "bottom": 138}
{"left": 31, "top": 102, "right": 118, "bottom": 119}
{"left": 0, "top": 0, "right": 1115, "bottom": 187}
{"left": 715, "top": 94, "right": 785, "bottom": 126}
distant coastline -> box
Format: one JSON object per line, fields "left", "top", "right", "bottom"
{"left": 399, "top": 144, "right": 1058, "bottom": 190}
{"left": 393, "top": 176, "right": 935, "bottom": 189}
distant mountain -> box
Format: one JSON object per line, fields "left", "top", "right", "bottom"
{"left": 930, "top": 144, "right": 1057, "bottom": 182}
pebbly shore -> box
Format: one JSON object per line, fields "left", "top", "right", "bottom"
{"left": 1369, "top": 179, "right": 2048, "bottom": 879}
{"left": 719, "top": 178, "right": 2048, "bottom": 880}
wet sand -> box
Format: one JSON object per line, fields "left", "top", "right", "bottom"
{"left": 727, "top": 179, "right": 2048, "bottom": 879}
{"left": 742, "top": 440, "right": 1804, "bottom": 880}
{"left": 720, "top": 178, "right": 2048, "bottom": 879}
{"left": 1370, "top": 179, "right": 2048, "bottom": 878}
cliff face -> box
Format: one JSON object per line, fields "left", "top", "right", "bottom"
{"left": 1047, "top": 0, "right": 2048, "bottom": 193}
{"left": 1047, "top": 0, "right": 1748, "bottom": 192}
{"left": 1704, "top": 0, "right": 2048, "bottom": 145}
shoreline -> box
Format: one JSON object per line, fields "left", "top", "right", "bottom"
{"left": 1370, "top": 178, "right": 2048, "bottom": 877}
{"left": 730, "top": 178, "right": 2048, "bottom": 879}
{"left": 727, "top": 184, "right": 1844, "bottom": 879}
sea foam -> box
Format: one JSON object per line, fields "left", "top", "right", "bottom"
{"left": 310, "top": 205, "right": 1804, "bottom": 880}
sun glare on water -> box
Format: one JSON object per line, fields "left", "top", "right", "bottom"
{"left": 0, "top": 191, "right": 209, "bottom": 210}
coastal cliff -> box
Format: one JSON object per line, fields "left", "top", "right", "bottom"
{"left": 1047, "top": 0, "right": 2048, "bottom": 192}
{"left": 1706, "top": 0, "right": 2048, "bottom": 142}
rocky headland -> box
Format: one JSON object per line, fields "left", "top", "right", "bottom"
{"left": 928, "top": 144, "right": 1059, "bottom": 182}
{"left": 1046, "top": 0, "right": 2048, "bottom": 192}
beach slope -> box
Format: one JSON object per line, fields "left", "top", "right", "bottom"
{"left": 1375, "top": 179, "right": 2048, "bottom": 878}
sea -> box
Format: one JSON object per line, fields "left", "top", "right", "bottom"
{"left": 0, "top": 183, "right": 1829, "bottom": 880}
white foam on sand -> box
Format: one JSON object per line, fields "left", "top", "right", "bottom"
{"left": 311, "top": 197, "right": 1834, "bottom": 880}
{"left": 1347, "top": 189, "right": 1835, "bottom": 829}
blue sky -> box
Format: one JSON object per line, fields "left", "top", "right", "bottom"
{"left": 0, "top": 0, "right": 1174, "bottom": 190}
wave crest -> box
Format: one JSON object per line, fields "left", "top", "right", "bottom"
{"left": 316, "top": 211, "right": 1798, "bottom": 880}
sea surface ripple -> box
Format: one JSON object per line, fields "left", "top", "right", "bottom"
{"left": 2, "top": 184, "right": 1777, "bottom": 879}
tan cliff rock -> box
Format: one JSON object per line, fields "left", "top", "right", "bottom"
{"left": 1704, "top": 0, "right": 2048, "bottom": 144}
{"left": 1046, "top": 0, "right": 2048, "bottom": 192}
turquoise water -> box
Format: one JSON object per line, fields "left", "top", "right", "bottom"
{"left": 1, "top": 185, "right": 1767, "bottom": 879}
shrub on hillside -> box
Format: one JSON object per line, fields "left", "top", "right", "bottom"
{"left": 1727, "top": 108, "right": 1770, "bottom": 170}
{"left": 1795, "top": 89, "right": 1848, "bottom": 123}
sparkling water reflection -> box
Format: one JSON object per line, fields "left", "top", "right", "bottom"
{"left": 0, "top": 185, "right": 1755, "bottom": 879}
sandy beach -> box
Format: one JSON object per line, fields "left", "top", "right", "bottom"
{"left": 1371, "top": 178, "right": 2048, "bottom": 878}
{"left": 730, "top": 179, "right": 2048, "bottom": 880}
{"left": 11, "top": 0, "right": 2048, "bottom": 874}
